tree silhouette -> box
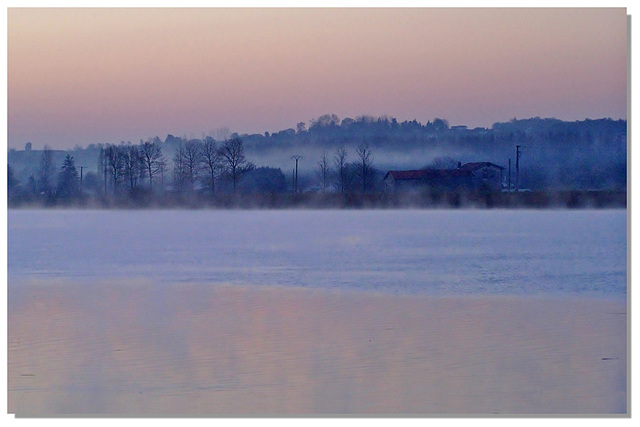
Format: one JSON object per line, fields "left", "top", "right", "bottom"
{"left": 355, "top": 142, "right": 373, "bottom": 194}
{"left": 123, "top": 143, "right": 142, "bottom": 191}
{"left": 104, "top": 144, "right": 125, "bottom": 194}
{"left": 185, "top": 140, "right": 203, "bottom": 190}
{"left": 38, "top": 145, "right": 56, "bottom": 200}
{"left": 139, "top": 139, "right": 164, "bottom": 191}
{"left": 317, "top": 151, "right": 332, "bottom": 192}
{"left": 56, "top": 154, "right": 80, "bottom": 201}
{"left": 334, "top": 146, "right": 348, "bottom": 194}
{"left": 219, "top": 138, "right": 254, "bottom": 193}
{"left": 201, "top": 138, "right": 222, "bottom": 196}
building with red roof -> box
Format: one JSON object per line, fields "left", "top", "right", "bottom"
{"left": 384, "top": 162, "right": 504, "bottom": 193}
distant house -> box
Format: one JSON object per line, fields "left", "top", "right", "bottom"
{"left": 458, "top": 162, "right": 505, "bottom": 191}
{"left": 383, "top": 169, "right": 474, "bottom": 193}
{"left": 384, "top": 162, "right": 504, "bottom": 193}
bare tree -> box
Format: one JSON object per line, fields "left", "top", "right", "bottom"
{"left": 201, "top": 137, "right": 222, "bottom": 196}
{"left": 122, "top": 143, "right": 142, "bottom": 191}
{"left": 183, "top": 140, "right": 203, "bottom": 190}
{"left": 98, "top": 145, "right": 107, "bottom": 195}
{"left": 355, "top": 142, "right": 374, "bottom": 194}
{"left": 317, "top": 151, "right": 332, "bottom": 192}
{"left": 334, "top": 146, "right": 348, "bottom": 194}
{"left": 219, "top": 137, "right": 255, "bottom": 193}
{"left": 104, "top": 144, "right": 125, "bottom": 193}
{"left": 38, "top": 145, "right": 56, "bottom": 199}
{"left": 172, "top": 143, "right": 186, "bottom": 193}
{"left": 139, "top": 139, "right": 165, "bottom": 191}
{"left": 173, "top": 140, "right": 203, "bottom": 193}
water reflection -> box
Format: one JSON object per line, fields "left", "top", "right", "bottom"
{"left": 8, "top": 281, "right": 627, "bottom": 415}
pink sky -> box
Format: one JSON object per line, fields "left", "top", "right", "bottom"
{"left": 7, "top": 7, "right": 627, "bottom": 150}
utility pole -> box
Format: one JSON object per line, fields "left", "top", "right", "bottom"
{"left": 508, "top": 158, "right": 511, "bottom": 192}
{"left": 291, "top": 155, "right": 302, "bottom": 194}
{"left": 515, "top": 145, "right": 522, "bottom": 192}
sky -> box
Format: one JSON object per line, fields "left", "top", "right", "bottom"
{"left": 6, "top": 5, "right": 628, "bottom": 150}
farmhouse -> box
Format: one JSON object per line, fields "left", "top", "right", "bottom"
{"left": 384, "top": 162, "right": 504, "bottom": 193}
{"left": 383, "top": 169, "right": 474, "bottom": 193}
{"left": 458, "top": 162, "right": 505, "bottom": 191}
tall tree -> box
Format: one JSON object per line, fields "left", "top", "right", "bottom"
{"left": 122, "top": 143, "right": 142, "bottom": 191}
{"left": 172, "top": 143, "right": 187, "bottom": 193}
{"left": 317, "top": 151, "right": 331, "bottom": 192}
{"left": 56, "top": 154, "right": 80, "bottom": 201}
{"left": 219, "top": 137, "right": 254, "bottom": 193}
{"left": 139, "top": 139, "right": 164, "bottom": 192}
{"left": 173, "top": 140, "right": 203, "bottom": 192}
{"left": 104, "top": 144, "right": 125, "bottom": 194}
{"left": 334, "top": 146, "right": 348, "bottom": 194}
{"left": 201, "top": 137, "right": 222, "bottom": 196}
{"left": 186, "top": 140, "right": 204, "bottom": 189}
{"left": 38, "top": 145, "right": 56, "bottom": 200}
{"left": 355, "top": 142, "right": 374, "bottom": 194}
{"left": 172, "top": 139, "right": 202, "bottom": 193}
{"left": 98, "top": 145, "right": 107, "bottom": 195}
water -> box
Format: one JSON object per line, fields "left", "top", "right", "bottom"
{"left": 8, "top": 209, "right": 627, "bottom": 298}
{"left": 7, "top": 208, "right": 628, "bottom": 415}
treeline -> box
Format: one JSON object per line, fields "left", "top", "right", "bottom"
{"left": 8, "top": 137, "right": 389, "bottom": 207}
{"left": 7, "top": 136, "right": 626, "bottom": 209}
{"left": 7, "top": 114, "right": 627, "bottom": 208}
{"left": 243, "top": 115, "right": 627, "bottom": 191}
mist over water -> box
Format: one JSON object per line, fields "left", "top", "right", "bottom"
{"left": 8, "top": 209, "right": 627, "bottom": 415}
{"left": 8, "top": 209, "right": 627, "bottom": 298}
{"left": 7, "top": 6, "right": 628, "bottom": 414}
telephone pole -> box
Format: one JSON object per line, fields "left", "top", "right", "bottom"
{"left": 291, "top": 155, "right": 302, "bottom": 194}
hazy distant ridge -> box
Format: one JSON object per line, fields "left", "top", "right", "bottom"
{"left": 8, "top": 116, "right": 627, "bottom": 193}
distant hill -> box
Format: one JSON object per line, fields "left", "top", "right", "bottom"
{"left": 8, "top": 116, "right": 627, "bottom": 192}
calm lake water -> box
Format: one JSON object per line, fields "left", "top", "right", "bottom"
{"left": 7, "top": 209, "right": 628, "bottom": 415}
{"left": 8, "top": 209, "right": 627, "bottom": 298}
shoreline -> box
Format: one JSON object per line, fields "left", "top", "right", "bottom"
{"left": 8, "top": 282, "right": 628, "bottom": 416}
{"left": 7, "top": 189, "right": 628, "bottom": 210}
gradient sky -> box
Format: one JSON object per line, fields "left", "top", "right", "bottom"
{"left": 7, "top": 7, "right": 628, "bottom": 150}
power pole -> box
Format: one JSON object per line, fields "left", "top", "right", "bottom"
{"left": 508, "top": 158, "right": 511, "bottom": 192}
{"left": 291, "top": 155, "right": 302, "bottom": 194}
